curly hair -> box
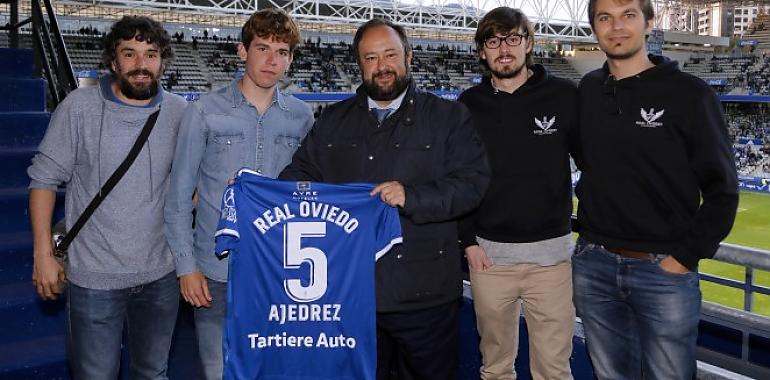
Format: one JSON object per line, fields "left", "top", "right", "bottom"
{"left": 102, "top": 16, "right": 173, "bottom": 73}
{"left": 241, "top": 8, "right": 301, "bottom": 52}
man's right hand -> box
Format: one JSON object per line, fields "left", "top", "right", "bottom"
{"left": 29, "top": 189, "right": 63, "bottom": 300}
{"left": 32, "top": 246, "right": 65, "bottom": 300}
{"left": 465, "top": 245, "right": 493, "bottom": 271}
{"left": 180, "top": 271, "right": 212, "bottom": 308}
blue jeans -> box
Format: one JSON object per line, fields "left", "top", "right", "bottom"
{"left": 194, "top": 278, "right": 228, "bottom": 380}
{"left": 66, "top": 271, "right": 180, "bottom": 380}
{"left": 572, "top": 237, "right": 701, "bottom": 380}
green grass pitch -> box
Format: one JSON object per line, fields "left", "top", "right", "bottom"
{"left": 700, "top": 191, "right": 770, "bottom": 317}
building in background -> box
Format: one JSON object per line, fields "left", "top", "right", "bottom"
{"left": 696, "top": 2, "right": 770, "bottom": 37}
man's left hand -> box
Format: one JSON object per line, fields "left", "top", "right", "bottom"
{"left": 371, "top": 181, "right": 405, "bottom": 208}
{"left": 659, "top": 255, "right": 690, "bottom": 274}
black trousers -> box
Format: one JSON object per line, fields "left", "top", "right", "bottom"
{"left": 376, "top": 300, "right": 460, "bottom": 380}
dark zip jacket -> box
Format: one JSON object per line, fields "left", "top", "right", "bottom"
{"left": 280, "top": 82, "right": 490, "bottom": 312}
{"left": 458, "top": 65, "right": 578, "bottom": 247}
{"left": 575, "top": 55, "right": 739, "bottom": 270}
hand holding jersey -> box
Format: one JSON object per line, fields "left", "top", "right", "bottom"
{"left": 370, "top": 181, "right": 405, "bottom": 208}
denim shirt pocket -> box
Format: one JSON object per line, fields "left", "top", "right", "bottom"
{"left": 271, "top": 134, "right": 302, "bottom": 175}
{"left": 210, "top": 132, "right": 246, "bottom": 175}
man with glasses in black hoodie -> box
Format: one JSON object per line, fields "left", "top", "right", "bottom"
{"left": 572, "top": 0, "right": 738, "bottom": 378}
{"left": 458, "top": 7, "right": 579, "bottom": 380}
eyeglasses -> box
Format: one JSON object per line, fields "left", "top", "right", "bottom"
{"left": 484, "top": 33, "right": 528, "bottom": 49}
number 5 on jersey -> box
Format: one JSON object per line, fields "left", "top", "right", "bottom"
{"left": 283, "top": 221, "right": 328, "bottom": 302}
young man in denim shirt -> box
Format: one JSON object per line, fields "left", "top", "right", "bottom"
{"left": 164, "top": 9, "right": 313, "bottom": 380}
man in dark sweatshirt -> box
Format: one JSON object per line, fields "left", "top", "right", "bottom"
{"left": 458, "top": 7, "right": 578, "bottom": 380}
{"left": 573, "top": 0, "right": 739, "bottom": 378}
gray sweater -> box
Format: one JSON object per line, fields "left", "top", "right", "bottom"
{"left": 28, "top": 76, "right": 187, "bottom": 289}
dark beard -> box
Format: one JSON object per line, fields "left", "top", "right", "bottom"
{"left": 115, "top": 68, "right": 160, "bottom": 101}
{"left": 361, "top": 68, "right": 411, "bottom": 101}
{"left": 490, "top": 59, "right": 526, "bottom": 80}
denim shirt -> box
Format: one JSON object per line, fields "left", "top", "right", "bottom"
{"left": 165, "top": 80, "right": 313, "bottom": 281}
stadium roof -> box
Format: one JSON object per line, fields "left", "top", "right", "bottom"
{"left": 34, "top": 0, "right": 770, "bottom": 42}
{"left": 49, "top": 0, "right": 594, "bottom": 41}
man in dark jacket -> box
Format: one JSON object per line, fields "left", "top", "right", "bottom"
{"left": 573, "top": 0, "right": 739, "bottom": 378}
{"left": 280, "top": 18, "right": 490, "bottom": 380}
{"left": 458, "top": 7, "right": 578, "bottom": 380}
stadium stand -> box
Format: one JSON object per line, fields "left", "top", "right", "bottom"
{"left": 2, "top": 26, "right": 768, "bottom": 185}
{"left": 729, "top": 111, "right": 770, "bottom": 176}
{"left": 287, "top": 40, "right": 349, "bottom": 92}
{"left": 2, "top": 31, "right": 583, "bottom": 93}
{"left": 682, "top": 53, "right": 770, "bottom": 95}
{"left": 745, "top": 13, "right": 770, "bottom": 50}
{"left": 742, "top": 52, "right": 770, "bottom": 96}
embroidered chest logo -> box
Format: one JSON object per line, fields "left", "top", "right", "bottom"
{"left": 534, "top": 116, "right": 557, "bottom": 135}
{"left": 292, "top": 181, "right": 318, "bottom": 201}
{"left": 636, "top": 108, "right": 664, "bottom": 128}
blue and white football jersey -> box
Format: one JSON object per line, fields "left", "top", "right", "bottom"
{"left": 215, "top": 169, "right": 403, "bottom": 380}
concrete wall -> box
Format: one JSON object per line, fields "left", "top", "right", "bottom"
{"left": 664, "top": 30, "right": 729, "bottom": 47}
{"left": 662, "top": 51, "right": 694, "bottom": 66}
{"left": 566, "top": 50, "right": 606, "bottom": 77}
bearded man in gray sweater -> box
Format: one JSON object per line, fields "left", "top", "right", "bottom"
{"left": 27, "top": 16, "right": 187, "bottom": 379}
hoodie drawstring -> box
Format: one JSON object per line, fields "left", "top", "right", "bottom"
{"left": 148, "top": 130, "right": 154, "bottom": 202}
{"left": 97, "top": 102, "right": 106, "bottom": 196}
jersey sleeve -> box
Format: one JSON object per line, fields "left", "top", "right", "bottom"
{"left": 373, "top": 201, "right": 403, "bottom": 261}
{"left": 214, "top": 184, "right": 240, "bottom": 259}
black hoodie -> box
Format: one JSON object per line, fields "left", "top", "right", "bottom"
{"left": 574, "top": 55, "right": 739, "bottom": 270}
{"left": 458, "top": 64, "right": 579, "bottom": 247}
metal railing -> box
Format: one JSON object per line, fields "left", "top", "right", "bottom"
{"left": 0, "top": 0, "right": 27, "bottom": 49}
{"left": 1, "top": 0, "right": 78, "bottom": 106}
{"left": 704, "top": 242, "right": 770, "bottom": 313}
{"left": 697, "top": 242, "right": 770, "bottom": 379}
